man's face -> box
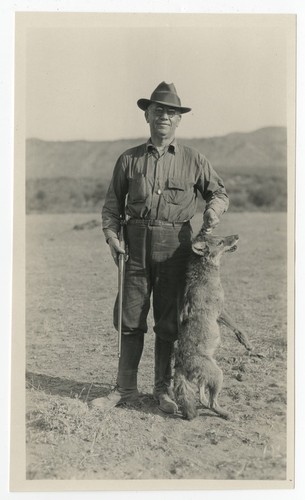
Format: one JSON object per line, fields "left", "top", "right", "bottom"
{"left": 145, "top": 103, "right": 181, "bottom": 141}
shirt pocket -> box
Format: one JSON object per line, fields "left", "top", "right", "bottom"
{"left": 128, "top": 173, "right": 147, "bottom": 203}
{"left": 163, "top": 178, "right": 191, "bottom": 205}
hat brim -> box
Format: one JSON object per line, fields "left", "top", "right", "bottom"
{"left": 137, "top": 98, "right": 191, "bottom": 114}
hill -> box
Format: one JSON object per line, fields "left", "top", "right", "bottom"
{"left": 26, "top": 127, "right": 287, "bottom": 180}
{"left": 26, "top": 127, "right": 287, "bottom": 213}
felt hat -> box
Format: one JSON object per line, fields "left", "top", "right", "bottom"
{"left": 137, "top": 81, "right": 191, "bottom": 114}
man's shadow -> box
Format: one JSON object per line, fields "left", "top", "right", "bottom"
{"left": 26, "top": 371, "right": 111, "bottom": 402}
{"left": 25, "top": 371, "right": 184, "bottom": 419}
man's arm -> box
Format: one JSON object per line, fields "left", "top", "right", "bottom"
{"left": 196, "top": 156, "right": 229, "bottom": 231}
{"left": 102, "top": 155, "right": 128, "bottom": 264}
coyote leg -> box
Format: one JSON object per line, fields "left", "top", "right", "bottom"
{"left": 218, "top": 309, "right": 252, "bottom": 351}
{"left": 209, "top": 398, "right": 230, "bottom": 420}
{"left": 199, "top": 384, "right": 209, "bottom": 407}
{"left": 208, "top": 378, "right": 230, "bottom": 420}
{"left": 201, "top": 358, "right": 230, "bottom": 420}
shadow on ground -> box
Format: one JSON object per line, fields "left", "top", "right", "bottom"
{"left": 26, "top": 371, "right": 112, "bottom": 401}
{"left": 25, "top": 371, "right": 199, "bottom": 420}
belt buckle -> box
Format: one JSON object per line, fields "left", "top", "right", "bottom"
{"left": 149, "top": 219, "right": 158, "bottom": 226}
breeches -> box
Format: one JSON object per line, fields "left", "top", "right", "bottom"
{"left": 113, "top": 221, "right": 192, "bottom": 342}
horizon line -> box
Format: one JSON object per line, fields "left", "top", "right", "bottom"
{"left": 26, "top": 125, "right": 287, "bottom": 143}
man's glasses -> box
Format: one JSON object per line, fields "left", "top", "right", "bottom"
{"left": 151, "top": 106, "right": 180, "bottom": 118}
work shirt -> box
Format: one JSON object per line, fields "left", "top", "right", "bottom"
{"left": 102, "top": 139, "right": 229, "bottom": 241}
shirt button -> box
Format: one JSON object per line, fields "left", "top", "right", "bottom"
{"left": 157, "top": 189, "right": 162, "bottom": 195}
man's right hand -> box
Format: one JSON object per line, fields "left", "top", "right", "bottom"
{"left": 108, "top": 237, "right": 125, "bottom": 266}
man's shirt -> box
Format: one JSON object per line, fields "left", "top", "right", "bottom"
{"left": 102, "top": 139, "right": 229, "bottom": 241}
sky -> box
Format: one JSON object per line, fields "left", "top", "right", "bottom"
{"left": 25, "top": 13, "right": 292, "bottom": 141}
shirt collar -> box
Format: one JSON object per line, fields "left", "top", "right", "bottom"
{"left": 146, "top": 138, "right": 177, "bottom": 153}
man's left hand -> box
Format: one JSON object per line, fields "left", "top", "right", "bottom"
{"left": 203, "top": 208, "right": 220, "bottom": 233}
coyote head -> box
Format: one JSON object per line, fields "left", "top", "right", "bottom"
{"left": 191, "top": 233, "right": 239, "bottom": 265}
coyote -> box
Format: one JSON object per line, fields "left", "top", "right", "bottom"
{"left": 174, "top": 230, "right": 253, "bottom": 420}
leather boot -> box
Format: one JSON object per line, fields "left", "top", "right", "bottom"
{"left": 90, "top": 332, "right": 144, "bottom": 411}
{"left": 153, "top": 335, "right": 178, "bottom": 414}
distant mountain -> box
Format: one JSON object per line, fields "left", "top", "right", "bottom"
{"left": 183, "top": 127, "right": 287, "bottom": 169}
{"left": 26, "top": 126, "right": 286, "bottom": 180}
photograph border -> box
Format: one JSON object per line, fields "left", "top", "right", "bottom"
{"left": 2, "top": 2, "right": 303, "bottom": 498}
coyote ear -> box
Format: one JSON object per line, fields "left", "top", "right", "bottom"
{"left": 192, "top": 241, "right": 210, "bottom": 256}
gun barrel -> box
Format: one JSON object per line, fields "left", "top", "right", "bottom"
{"left": 117, "top": 221, "right": 126, "bottom": 358}
{"left": 117, "top": 254, "right": 125, "bottom": 358}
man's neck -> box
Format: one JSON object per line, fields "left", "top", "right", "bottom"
{"left": 150, "top": 135, "right": 175, "bottom": 148}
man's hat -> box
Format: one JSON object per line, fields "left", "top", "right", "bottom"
{"left": 137, "top": 82, "right": 191, "bottom": 114}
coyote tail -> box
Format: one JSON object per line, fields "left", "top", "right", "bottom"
{"left": 174, "top": 370, "right": 197, "bottom": 420}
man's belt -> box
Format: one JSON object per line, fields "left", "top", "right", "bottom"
{"left": 127, "top": 219, "right": 189, "bottom": 227}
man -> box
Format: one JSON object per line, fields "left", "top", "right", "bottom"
{"left": 91, "top": 82, "right": 229, "bottom": 413}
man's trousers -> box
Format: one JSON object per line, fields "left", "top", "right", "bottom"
{"left": 113, "top": 220, "right": 192, "bottom": 395}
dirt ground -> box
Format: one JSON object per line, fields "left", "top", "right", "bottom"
{"left": 25, "top": 211, "right": 289, "bottom": 482}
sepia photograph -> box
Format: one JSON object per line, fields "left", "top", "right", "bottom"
{"left": 8, "top": 8, "right": 297, "bottom": 493}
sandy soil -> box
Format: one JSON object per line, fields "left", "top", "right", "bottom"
{"left": 25, "top": 212, "right": 289, "bottom": 482}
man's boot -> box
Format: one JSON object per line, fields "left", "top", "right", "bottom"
{"left": 90, "top": 332, "right": 144, "bottom": 411}
{"left": 153, "top": 335, "right": 178, "bottom": 414}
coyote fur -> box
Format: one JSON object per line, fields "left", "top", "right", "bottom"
{"left": 174, "top": 230, "right": 252, "bottom": 420}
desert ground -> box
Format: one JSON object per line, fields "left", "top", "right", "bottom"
{"left": 25, "top": 211, "right": 289, "bottom": 482}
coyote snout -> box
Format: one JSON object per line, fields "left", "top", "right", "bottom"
{"left": 174, "top": 231, "right": 252, "bottom": 421}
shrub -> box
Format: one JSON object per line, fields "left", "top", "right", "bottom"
{"left": 26, "top": 171, "right": 287, "bottom": 214}
{"left": 248, "top": 177, "right": 286, "bottom": 209}
{"left": 36, "top": 189, "right": 46, "bottom": 200}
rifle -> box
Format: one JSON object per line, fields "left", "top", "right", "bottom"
{"left": 117, "top": 219, "right": 126, "bottom": 358}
